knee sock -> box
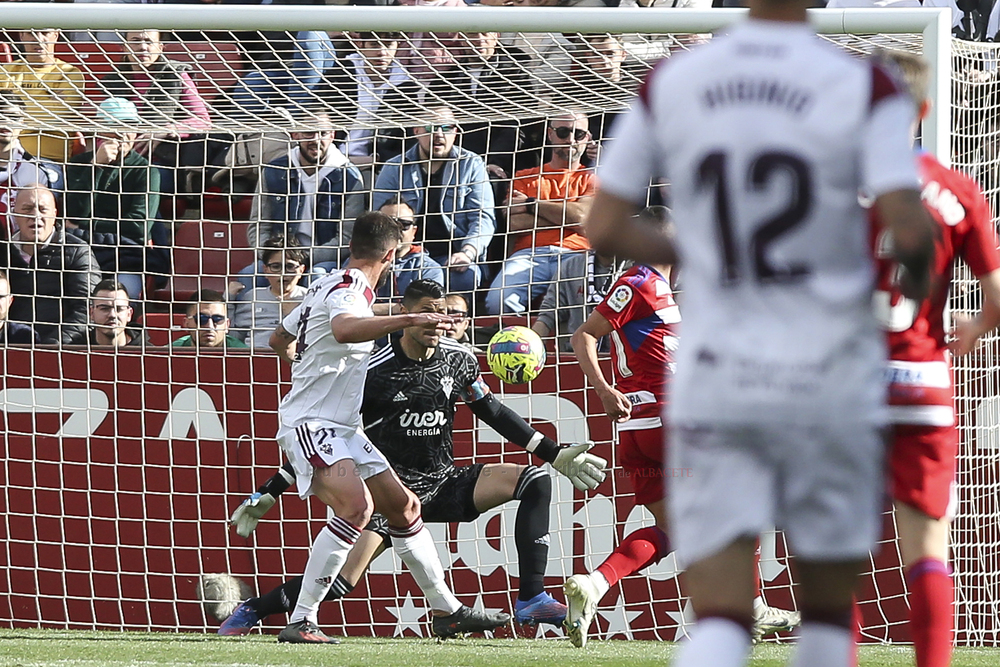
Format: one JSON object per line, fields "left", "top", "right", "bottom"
{"left": 672, "top": 616, "right": 751, "bottom": 667}
{"left": 388, "top": 517, "right": 461, "bottom": 615}
{"left": 790, "top": 621, "right": 855, "bottom": 667}
{"left": 253, "top": 574, "right": 355, "bottom": 619}
{"left": 907, "top": 558, "right": 953, "bottom": 667}
{"left": 512, "top": 466, "right": 551, "bottom": 602}
{"left": 289, "top": 517, "right": 360, "bottom": 624}
{"left": 595, "top": 525, "right": 669, "bottom": 589}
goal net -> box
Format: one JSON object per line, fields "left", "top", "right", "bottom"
{"left": 0, "top": 4, "right": 997, "bottom": 647}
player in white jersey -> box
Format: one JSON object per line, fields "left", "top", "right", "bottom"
{"left": 268, "top": 212, "right": 507, "bottom": 643}
{"left": 583, "top": 0, "right": 937, "bottom": 666}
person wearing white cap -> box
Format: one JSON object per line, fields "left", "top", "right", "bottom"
{"left": 64, "top": 97, "right": 160, "bottom": 247}
{"left": 64, "top": 97, "right": 160, "bottom": 299}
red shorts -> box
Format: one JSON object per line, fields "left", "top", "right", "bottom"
{"left": 619, "top": 427, "right": 666, "bottom": 506}
{"left": 890, "top": 423, "right": 958, "bottom": 520}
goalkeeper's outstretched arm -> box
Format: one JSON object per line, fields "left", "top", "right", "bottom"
{"left": 467, "top": 394, "right": 607, "bottom": 491}
{"left": 229, "top": 463, "right": 295, "bottom": 538}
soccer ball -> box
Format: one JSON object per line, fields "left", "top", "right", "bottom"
{"left": 487, "top": 326, "right": 546, "bottom": 384}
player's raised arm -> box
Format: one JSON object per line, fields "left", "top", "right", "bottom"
{"left": 571, "top": 310, "right": 632, "bottom": 424}
{"left": 465, "top": 390, "right": 607, "bottom": 492}
{"left": 330, "top": 311, "right": 456, "bottom": 344}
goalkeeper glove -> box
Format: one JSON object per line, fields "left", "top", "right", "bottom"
{"left": 551, "top": 441, "right": 607, "bottom": 491}
{"left": 229, "top": 492, "right": 276, "bottom": 538}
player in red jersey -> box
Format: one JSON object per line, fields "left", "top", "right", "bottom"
{"left": 562, "top": 208, "right": 798, "bottom": 647}
{"left": 874, "top": 51, "right": 1000, "bottom": 667}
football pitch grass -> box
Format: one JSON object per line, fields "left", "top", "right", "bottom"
{"left": 0, "top": 630, "right": 997, "bottom": 667}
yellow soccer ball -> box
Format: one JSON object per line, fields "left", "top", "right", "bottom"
{"left": 487, "top": 326, "right": 546, "bottom": 385}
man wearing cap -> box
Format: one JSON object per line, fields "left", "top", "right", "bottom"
{"left": 0, "top": 28, "right": 86, "bottom": 164}
{"left": 64, "top": 97, "right": 160, "bottom": 247}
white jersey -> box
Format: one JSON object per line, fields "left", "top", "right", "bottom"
{"left": 600, "top": 20, "right": 919, "bottom": 426}
{"left": 278, "top": 268, "right": 376, "bottom": 430}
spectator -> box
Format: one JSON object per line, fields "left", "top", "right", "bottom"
{"left": 65, "top": 98, "right": 161, "bottom": 299}
{"left": 65, "top": 98, "right": 160, "bottom": 245}
{"left": 230, "top": 30, "right": 337, "bottom": 116}
{"left": 388, "top": 30, "right": 533, "bottom": 179}
{"left": 0, "top": 93, "right": 63, "bottom": 239}
{"left": 0, "top": 268, "right": 38, "bottom": 344}
{"left": 88, "top": 278, "right": 145, "bottom": 347}
{"left": 173, "top": 289, "right": 248, "bottom": 348}
{"left": 0, "top": 28, "right": 86, "bottom": 164}
{"left": 311, "top": 32, "right": 410, "bottom": 174}
{"left": 532, "top": 250, "right": 621, "bottom": 352}
{"left": 0, "top": 185, "right": 101, "bottom": 345}
{"left": 372, "top": 196, "right": 445, "bottom": 299}
{"left": 249, "top": 110, "right": 365, "bottom": 280}
{"left": 100, "top": 29, "right": 212, "bottom": 188}
{"left": 230, "top": 237, "right": 308, "bottom": 348}
{"left": 444, "top": 292, "right": 477, "bottom": 350}
{"left": 486, "top": 112, "right": 595, "bottom": 314}
{"left": 372, "top": 106, "right": 495, "bottom": 294}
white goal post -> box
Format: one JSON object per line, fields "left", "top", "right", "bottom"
{"left": 0, "top": 4, "right": 954, "bottom": 158}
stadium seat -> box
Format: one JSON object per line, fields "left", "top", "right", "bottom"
{"left": 149, "top": 221, "right": 255, "bottom": 304}
{"left": 141, "top": 312, "right": 188, "bottom": 346}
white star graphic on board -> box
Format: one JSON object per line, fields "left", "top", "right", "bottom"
{"left": 666, "top": 598, "right": 697, "bottom": 641}
{"left": 532, "top": 619, "right": 565, "bottom": 639}
{"left": 470, "top": 593, "right": 508, "bottom": 637}
{"left": 386, "top": 592, "right": 427, "bottom": 637}
{"left": 598, "top": 596, "right": 641, "bottom": 640}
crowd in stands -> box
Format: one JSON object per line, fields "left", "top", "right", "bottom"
{"left": 0, "top": 2, "right": 996, "bottom": 350}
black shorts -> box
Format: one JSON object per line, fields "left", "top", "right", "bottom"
{"left": 366, "top": 464, "right": 484, "bottom": 537}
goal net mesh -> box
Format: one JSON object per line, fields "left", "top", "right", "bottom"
{"left": 0, "top": 11, "right": 997, "bottom": 646}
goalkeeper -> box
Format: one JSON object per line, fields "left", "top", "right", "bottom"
{"left": 222, "top": 279, "right": 607, "bottom": 634}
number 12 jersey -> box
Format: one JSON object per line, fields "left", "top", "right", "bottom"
{"left": 599, "top": 20, "right": 920, "bottom": 426}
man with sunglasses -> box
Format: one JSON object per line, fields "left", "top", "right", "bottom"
{"left": 173, "top": 289, "right": 248, "bottom": 349}
{"left": 377, "top": 197, "right": 445, "bottom": 300}
{"left": 372, "top": 107, "right": 495, "bottom": 295}
{"left": 486, "top": 112, "right": 595, "bottom": 315}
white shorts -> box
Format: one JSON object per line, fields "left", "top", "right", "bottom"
{"left": 668, "top": 421, "right": 886, "bottom": 567}
{"left": 277, "top": 420, "right": 391, "bottom": 500}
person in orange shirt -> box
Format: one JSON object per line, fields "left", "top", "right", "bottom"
{"left": 0, "top": 29, "right": 85, "bottom": 164}
{"left": 486, "top": 111, "right": 595, "bottom": 314}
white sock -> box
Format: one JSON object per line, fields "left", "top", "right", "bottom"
{"left": 289, "top": 518, "right": 360, "bottom": 624}
{"left": 789, "top": 622, "right": 854, "bottom": 667}
{"left": 672, "top": 617, "right": 751, "bottom": 667}
{"left": 592, "top": 570, "right": 611, "bottom": 598}
{"left": 389, "top": 519, "right": 461, "bottom": 615}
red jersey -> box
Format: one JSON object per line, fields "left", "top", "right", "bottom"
{"left": 595, "top": 265, "right": 680, "bottom": 431}
{"left": 873, "top": 152, "right": 1000, "bottom": 425}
